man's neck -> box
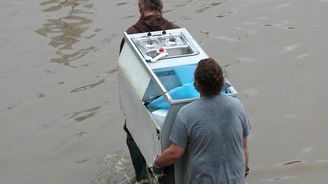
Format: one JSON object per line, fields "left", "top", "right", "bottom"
{"left": 142, "top": 10, "right": 161, "bottom": 17}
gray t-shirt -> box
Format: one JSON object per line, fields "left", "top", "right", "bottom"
{"left": 169, "top": 95, "right": 252, "bottom": 184}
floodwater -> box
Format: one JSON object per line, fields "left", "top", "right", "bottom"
{"left": 1, "top": 0, "right": 328, "bottom": 184}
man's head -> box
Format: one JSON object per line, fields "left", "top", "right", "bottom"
{"left": 138, "top": 0, "right": 163, "bottom": 16}
{"left": 194, "top": 58, "right": 224, "bottom": 97}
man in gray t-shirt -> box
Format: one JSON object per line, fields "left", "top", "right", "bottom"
{"left": 154, "top": 58, "right": 252, "bottom": 184}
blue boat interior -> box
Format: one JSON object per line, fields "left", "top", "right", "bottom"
{"left": 144, "top": 64, "right": 233, "bottom": 111}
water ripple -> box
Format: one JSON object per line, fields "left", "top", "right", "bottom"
{"left": 35, "top": 0, "right": 97, "bottom": 66}
{"left": 70, "top": 79, "right": 105, "bottom": 93}
{"left": 66, "top": 106, "right": 102, "bottom": 122}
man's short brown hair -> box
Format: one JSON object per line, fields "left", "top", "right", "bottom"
{"left": 139, "top": 0, "right": 163, "bottom": 11}
{"left": 194, "top": 58, "right": 224, "bottom": 97}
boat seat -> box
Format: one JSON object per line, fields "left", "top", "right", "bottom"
{"left": 147, "top": 82, "right": 199, "bottom": 110}
{"left": 172, "top": 64, "right": 196, "bottom": 85}
{"left": 146, "top": 64, "right": 199, "bottom": 110}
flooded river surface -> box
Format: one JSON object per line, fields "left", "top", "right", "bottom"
{"left": 1, "top": 0, "right": 328, "bottom": 184}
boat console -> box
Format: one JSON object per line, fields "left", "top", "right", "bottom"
{"left": 131, "top": 30, "right": 199, "bottom": 60}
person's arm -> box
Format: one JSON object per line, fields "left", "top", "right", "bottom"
{"left": 154, "top": 143, "right": 185, "bottom": 168}
{"left": 243, "top": 136, "right": 249, "bottom": 167}
{"left": 243, "top": 136, "right": 250, "bottom": 177}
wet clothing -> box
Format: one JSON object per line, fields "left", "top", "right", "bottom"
{"left": 119, "top": 14, "right": 179, "bottom": 53}
{"left": 123, "top": 122, "right": 148, "bottom": 182}
{"left": 170, "top": 95, "right": 252, "bottom": 184}
{"left": 121, "top": 14, "right": 179, "bottom": 182}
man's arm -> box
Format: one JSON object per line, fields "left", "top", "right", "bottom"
{"left": 243, "top": 136, "right": 249, "bottom": 169}
{"left": 243, "top": 136, "right": 251, "bottom": 177}
{"left": 154, "top": 143, "right": 185, "bottom": 168}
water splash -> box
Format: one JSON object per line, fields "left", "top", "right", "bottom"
{"left": 93, "top": 153, "right": 135, "bottom": 184}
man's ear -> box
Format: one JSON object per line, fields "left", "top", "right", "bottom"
{"left": 194, "top": 80, "right": 201, "bottom": 93}
{"left": 139, "top": 5, "right": 144, "bottom": 16}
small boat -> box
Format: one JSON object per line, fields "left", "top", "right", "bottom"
{"left": 117, "top": 28, "right": 237, "bottom": 183}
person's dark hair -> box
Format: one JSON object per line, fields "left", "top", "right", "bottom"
{"left": 138, "top": 0, "right": 163, "bottom": 12}
{"left": 194, "top": 58, "right": 224, "bottom": 97}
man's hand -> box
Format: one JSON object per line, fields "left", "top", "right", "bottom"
{"left": 245, "top": 166, "right": 250, "bottom": 177}
{"left": 151, "top": 155, "right": 164, "bottom": 177}
{"left": 151, "top": 143, "right": 185, "bottom": 179}
{"left": 152, "top": 165, "right": 164, "bottom": 177}
{"left": 152, "top": 156, "right": 165, "bottom": 178}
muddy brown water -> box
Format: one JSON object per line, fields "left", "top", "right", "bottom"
{"left": 1, "top": 0, "right": 328, "bottom": 184}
